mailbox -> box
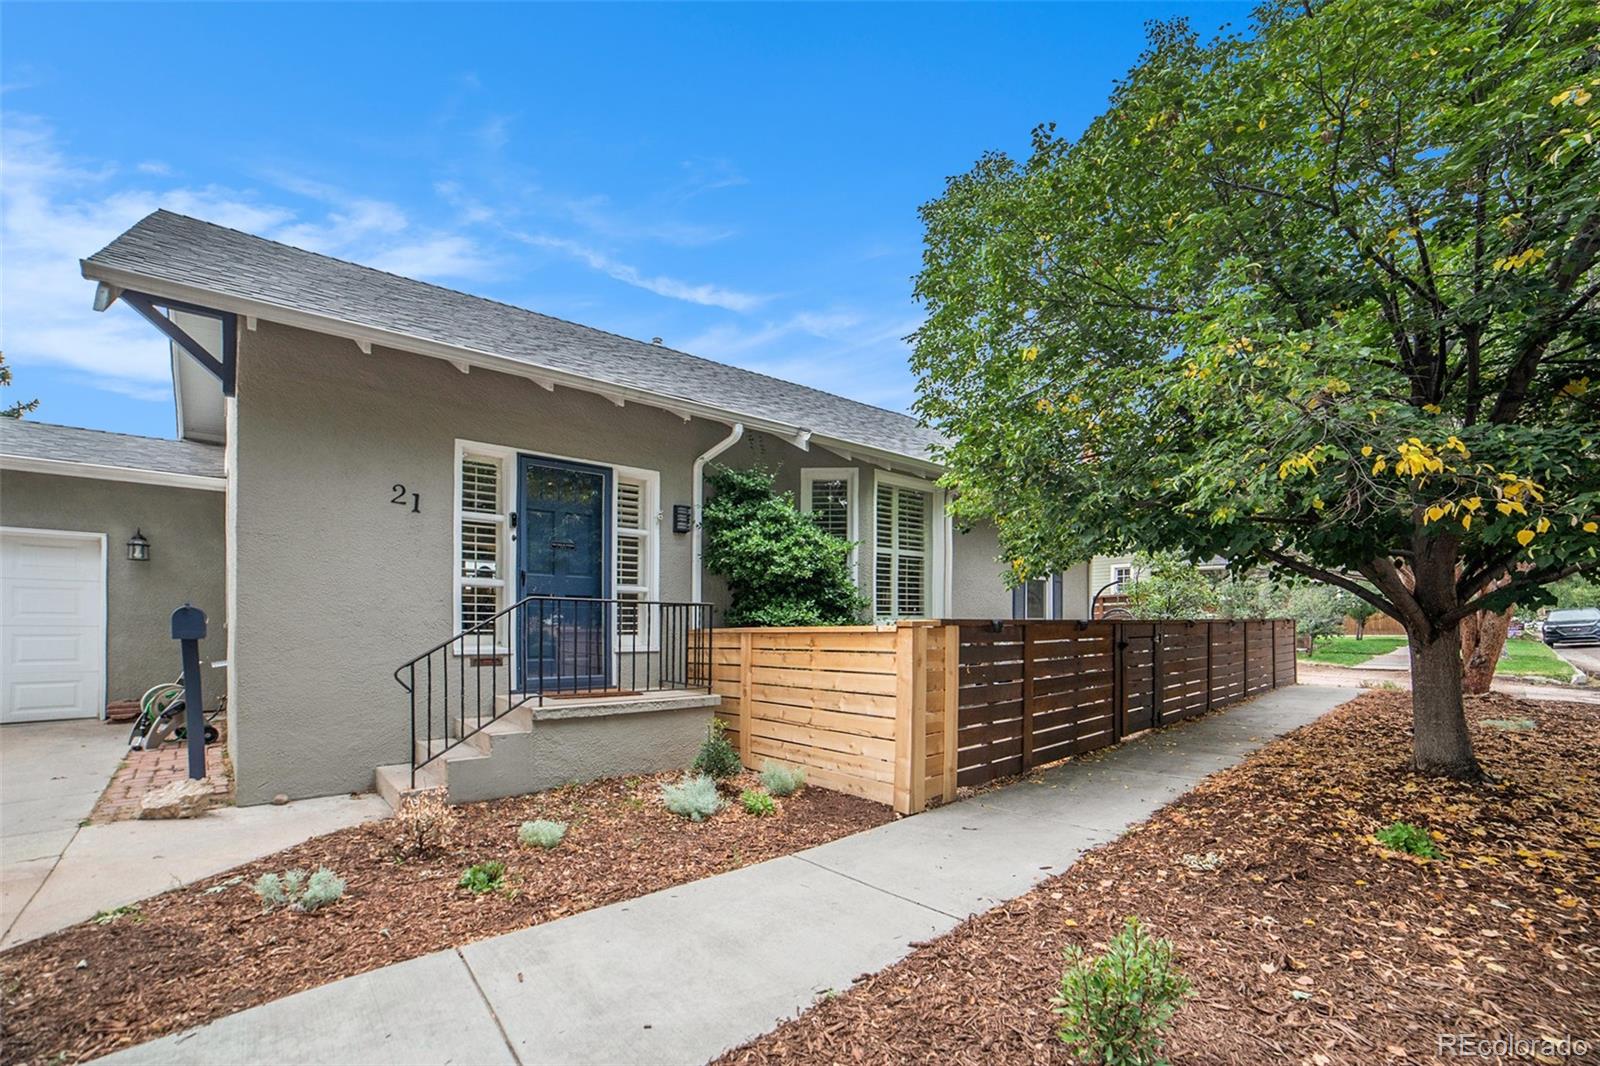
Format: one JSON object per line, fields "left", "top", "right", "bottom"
{"left": 171, "top": 604, "right": 207, "bottom": 641}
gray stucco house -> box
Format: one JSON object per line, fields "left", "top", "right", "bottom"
{"left": 5, "top": 209, "right": 1102, "bottom": 805}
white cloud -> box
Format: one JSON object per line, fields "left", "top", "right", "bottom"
{"left": 518, "top": 233, "right": 767, "bottom": 313}
{"left": 0, "top": 117, "right": 493, "bottom": 407}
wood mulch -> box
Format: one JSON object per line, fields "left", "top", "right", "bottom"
{"left": 720, "top": 692, "right": 1600, "bottom": 1065}
{"left": 0, "top": 771, "right": 891, "bottom": 1066}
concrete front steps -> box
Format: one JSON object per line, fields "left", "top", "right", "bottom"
{"left": 374, "top": 689, "right": 721, "bottom": 809}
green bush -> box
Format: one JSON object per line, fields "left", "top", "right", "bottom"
{"left": 458, "top": 861, "right": 507, "bottom": 893}
{"left": 740, "top": 789, "right": 777, "bottom": 816}
{"left": 760, "top": 761, "right": 806, "bottom": 797}
{"left": 1375, "top": 821, "right": 1440, "bottom": 858}
{"left": 1054, "top": 916, "right": 1192, "bottom": 1065}
{"left": 692, "top": 718, "right": 743, "bottom": 779}
{"left": 661, "top": 774, "right": 724, "bottom": 821}
{"left": 518, "top": 819, "right": 568, "bottom": 849}
{"left": 253, "top": 867, "right": 345, "bottom": 912}
{"left": 701, "top": 465, "right": 868, "bottom": 626}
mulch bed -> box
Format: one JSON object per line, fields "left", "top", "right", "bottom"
{"left": 0, "top": 771, "right": 891, "bottom": 1065}
{"left": 720, "top": 692, "right": 1600, "bottom": 1065}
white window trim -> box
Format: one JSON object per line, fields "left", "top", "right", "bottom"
{"left": 452, "top": 439, "right": 662, "bottom": 654}
{"left": 453, "top": 441, "right": 514, "bottom": 655}
{"left": 800, "top": 466, "right": 860, "bottom": 582}
{"left": 871, "top": 469, "right": 948, "bottom": 620}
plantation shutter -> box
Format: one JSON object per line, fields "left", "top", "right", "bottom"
{"left": 459, "top": 455, "right": 505, "bottom": 630}
{"left": 875, "top": 483, "right": 930, "bottom": 618}
{"left": 808, "top": 478, "right": 851, "bottom": 540}
{"left": 615, "top": 477, "right": 649, "bottom": 636}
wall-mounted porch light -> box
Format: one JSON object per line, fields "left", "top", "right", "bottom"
{"left": 126, "top": 529, "right": 151, "bottom": 562}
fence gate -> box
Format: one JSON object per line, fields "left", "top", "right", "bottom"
{"left": 954, "top": 618, "right": 1296, "bottom": 789}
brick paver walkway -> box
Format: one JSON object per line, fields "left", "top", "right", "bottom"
{"left": 89, "top": 740, "right": 232, "bottom": 822}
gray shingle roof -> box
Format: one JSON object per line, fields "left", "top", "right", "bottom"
{"left": 84, "top": 211, "right": 945, "bottom": 464}
{"left": 0, "top": 418, "right": 224, "bottom": 479}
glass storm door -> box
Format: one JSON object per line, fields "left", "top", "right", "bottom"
{"left": 517, "top": 456, "right": 610, "bottom": 691}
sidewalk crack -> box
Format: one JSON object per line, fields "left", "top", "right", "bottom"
{"left": 792, "top": 856, "right": 965, "bottom": 921}
{"left": 457, "top": 947, "right": 522, "bottom": 1065}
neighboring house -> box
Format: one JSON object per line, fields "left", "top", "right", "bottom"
{"left": 56, "top": 210, "right": 1048, "bottom": 805}
{"left": 0, "top": 419, "right": 226, "bottom": 722}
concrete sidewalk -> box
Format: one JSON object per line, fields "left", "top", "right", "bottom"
{"left": 99, "top": 685, "right": 1353, "bottom": 1066}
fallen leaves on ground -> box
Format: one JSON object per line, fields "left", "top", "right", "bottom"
{"left": 0, "top": 771, "right": 890, "bottom": 1065}
{"left": 719, "top": 692, "right": 1600, "bottom": 1065}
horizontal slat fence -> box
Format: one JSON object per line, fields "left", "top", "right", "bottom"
{"left": 707, "top": 617, "right": 1295, "bottom": 811}
{"left": 709, "top": 622, "right": 953, "bottom": 814}
{"left": 953, "top": 619, "right": 1296, "bottom": 788}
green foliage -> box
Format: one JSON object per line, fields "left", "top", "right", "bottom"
{"left": 1285, "top": 585, "right": 1352, "bottom": 649}
{"left": 517, "top": 819, "right": 568, "bottom": 849}
{"left": 253, "top": 867, "right": 345, "bottom": 911}
{"left": 1122, "top": 552, "right": 1218, "bottom": 618}
{"left": 1344, "top": 597, "right": 1381, "bottom": 637}
{"left": 661, "top": 774, "right": 724, "bottom": 821}
{"left": 458, "top": 861, "right": 507, "bottom": 893}
{"left": 1298, "top": 635, "right": 1406, "bottom": 666}
{"left": 910, "top": 0, "right": 1600, "bottom": 770}
{"left": 1053, "top": 916, "right": 1193, "bottom": 1065}
{"left": 702, "top": 465, "right": 868, "bottom": 626}
{"left": 92, "top": 904, "right": 142, "bottom": 926}
{"left": 0, "top": 352, "right": 38, "bottom": 420}
{"left": 759, "top": 760, "right": 807, "bottom": 797}
{"left": 1483, "top": 717, "right": 1536, "bottom": 732}
{"left": 739, "top": 789, "right": 777, "bottom": 816}
{"left": 1375, "top": 821, "right": 1440, "bottom": 859}
{"left": 1550, "top": 575, "right": 1600, "bottom": 610}
{"left": 691, "top": 718, "right": 743, "bottom": 779}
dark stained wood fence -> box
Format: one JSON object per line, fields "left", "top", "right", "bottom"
{"left": 953, "top": 619, "right": 1297, "bottom": 788}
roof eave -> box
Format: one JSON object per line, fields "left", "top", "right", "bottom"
{"left": 81, "top": 258, "right": 944, "bottom": 476}
{"left": 0, "top": 452, "right": 226, "bottom": 491}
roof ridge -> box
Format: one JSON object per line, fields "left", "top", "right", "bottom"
{"left": 126, "top": 211, "right": 929, "bottom": 430}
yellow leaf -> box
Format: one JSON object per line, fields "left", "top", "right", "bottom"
{"left": 1583, "top": 521, "right": 1598, "bottom": 533}
{"left": 1516, "top": 529, "right": 1535, "bottom": 546}
{"left": 1023, "top": 347, "right": 1039, "bottom": 362}
{"left": 1536, "top": 517, "right": 1550, "bottom": 533}
{"left": 1422, "top": 403, "right": 1441, "bottom": 413}
{"left": 1461, "top": 514, "right": 1472, "bottom": 530}
{"left": 1258, "top": 117, "right": 1267, "bottom": 130}
{"left": 1361, "top": 445, "right": 1373, "bottom": 457}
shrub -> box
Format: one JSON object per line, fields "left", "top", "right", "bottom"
{"left": 92, "top": 904, "right": 142, "bottom": 925}
{"left": 701, "top": 465, "right": 868, "bottom": 625}
{"left": 760, "top": 761, "right": 806, "bottom": 797}
{"left": 662, "top": 774, "right": 723, "bottom": 821}
{"left": 253, "top": 867, "right": 345, "bottom": 912}
{"left": 392, "top": 788, "right": 457, "bottom": 856}
{"left": 458, "top": 861, "right": 507, "bottom": 894}
{"left": 740, "top": 789, "right": 777, "bottom": 816}
{"left": 692, "top": 718, "right": 742, "bottom": 780}
{"left": 1375, "top": 821, "right": 1440, "bottom": 858}
{"left": 518, "top": 819, "right": 568, "bottom": 849}
{"left": 1054, "top": 916, "right": 1192, "bottom": 1065}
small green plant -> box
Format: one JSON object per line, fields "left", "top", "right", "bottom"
{"left": 92, "top": 904, "right": 142, "bottom": 926}
{"left": 691, "top": 718, "right": 742, "bottom": 779}
{"left": 661, "top": 774, "right": 724, "bottom": 821}
{"left": 1375, "top": 821, "right": 1439, "bottom": 858}
{"left": 253, "top": 867, "right": 345, "bottom": 912}
{"left": 740, "top": 788, "right": 777, "bottom": 816}
{"left": 1054, "top": 916, "right": 1192, "bottom": 1065}
{"left": 760, "top": 761, "right": 806, "bottom": 797}
{"left": 1482, "top": 717, "right": 1536, "bottom": 732}
{"left": 459, "top": 861, "right": 507, "bottom": 894}
{"left": 518, "top": 819, "right": 568, "bottom": 849}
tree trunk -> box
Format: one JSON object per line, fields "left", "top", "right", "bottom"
{"left": 1460, "top": 605, "right": 1513, "bottom": 695}
{"left": 1408, "top": 623, "right": 1483, "bottom": 779}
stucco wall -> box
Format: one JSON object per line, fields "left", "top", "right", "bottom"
{"left": 230, "top": 322, "right": 1008, "bottom": 803}
{"left": 0, "top": 469, "right": 227, "bottom": 703}
{"left": 950, "top": 519, "right": 1012, "bottom": 619}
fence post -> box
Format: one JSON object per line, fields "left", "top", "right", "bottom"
{"left": 1151, "top": 624, "right": 1166, "bottom": 728}
{"left": 1242, "top": 621, "right": 1251, "bottom": 696}
{"left": 893, "top": 621, "right": 930, "bottom": 815}
{"left": 1021, "top": 622, "right": 1036, "bottom": 770}
{"left": 941, "top": 623, "right": 959, "bottom": 803}
{"left": 737, "top": 630, "right": 753, "bottom": 767}
{"left": 1270, "top": 620, "right": 1279, "bottom": 689}
{"left": 1205, "top": 621, "right": 1215, "bottom": 712}
{"left": 1111, "top": 622, "right": 1125, "bottom": 743}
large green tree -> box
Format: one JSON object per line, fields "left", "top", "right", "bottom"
{"left": 912, "top": 0, "right": 1599, "bottom": 780}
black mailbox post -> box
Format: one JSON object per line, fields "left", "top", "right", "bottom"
{"left": 170, "top": 604, "right": 208, "bottom": 781}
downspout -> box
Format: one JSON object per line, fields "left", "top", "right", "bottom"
{"left": 691, "top": 422, "right": 745, "bottom": 604}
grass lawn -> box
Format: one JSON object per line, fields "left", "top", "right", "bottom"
{"left": 721, "top": 691, "right": 1600, "bottom": 1064}
{"left": 1499, "top": 636, "right": 1579, "bottom": 682}
{"left": 1298, "top": 633, "right": 1406, "bottom": 666}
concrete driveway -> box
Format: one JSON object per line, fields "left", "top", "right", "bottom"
{"left": 1, "top": 719, "right": 128, "bottom": 943}
{"left": 1550, "top": 643, "right": 1600, "bottom": 679}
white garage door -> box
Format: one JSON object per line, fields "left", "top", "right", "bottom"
{"left": 0, "top": 530, "right": 105, "bottom": 723}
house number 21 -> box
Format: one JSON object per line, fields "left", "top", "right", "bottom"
{"left": 391, "top": 484, "right": 421, "bottom": 513}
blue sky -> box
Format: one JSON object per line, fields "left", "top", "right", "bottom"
{"left": 1, "top": 2, "right": 1245, "bottom": 438}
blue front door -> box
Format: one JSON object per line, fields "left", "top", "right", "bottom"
{"left": 517, "top": 455, "right": 610, "bottom": 691}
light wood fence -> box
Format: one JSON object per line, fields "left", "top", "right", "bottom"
{"left": 710, "top": 618, "right": 1294, "bottom": 814}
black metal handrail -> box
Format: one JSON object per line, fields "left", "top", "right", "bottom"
{"left": 394, "top": 595, "right": 715, "bottom": 786}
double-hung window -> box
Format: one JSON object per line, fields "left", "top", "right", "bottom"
{"left": 457, "top": 453, "right": 508, "bottom": 640}
{"left": 875, "top": 478, "right": 934, "bottom": 618}
{"left": 801, "top": 467, "right": 859, "bottom": 580}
